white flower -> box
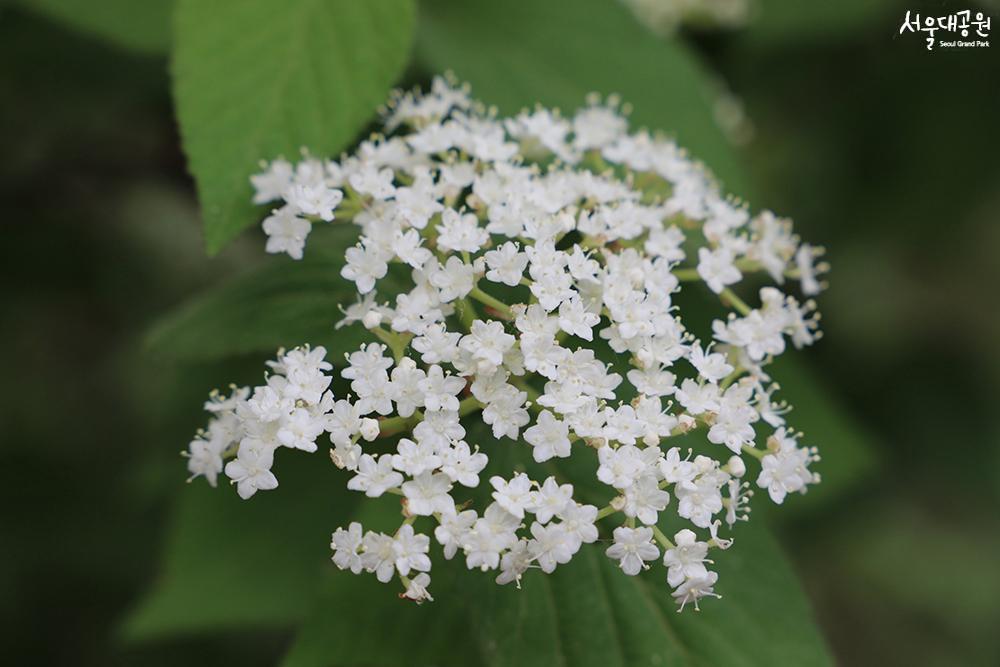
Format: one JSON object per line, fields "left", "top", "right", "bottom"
{"left": 796, "top": 243, "right": 822, "bottom": 296}
{"left": 528, "top": 522, "right": 576, "bottom": 573}
{"left": 262, "top": 207, "right": 311, "bottom": 259}
{"left": 437, "top": 207, "right": 489, "bottom": 252}
{"left": 464, "top": 503, "right": 520, "bottom": 570}
{"left": 496, "top": 539, "right": 533, "bottom": 585}
{"left": 756, "top": 428, "right": 819, "bottom": 503}
{"left": 697, "top": 246, "right": 741, "bottom": 294}
{"left": 688, "top": 343, "right": 733, "bottom": 384}
{"left": 403, "top": 572, "right": 433, "bottom": 603}
{"left": 402, "top": 472, "right": 456, "bottom": 516}
{"left": 285, "top": 183, "right": 343, "bottom": 221}
{"left": 349, "top": 164, "right": 395, "bottom": 199}
{"left": 676, "top": 476, "right": 724, "bottom": 528}
{"left": 392, "top": 228, "right": 433, "bottom": 268}
{"left": 435, "top": 509, "right": 477, "bottom": 559}
{"left": 347, "top": 454, "right": 403, "bottom": 497}
{"left": 482, "top": 389, "right": 530, "bottom": 440}
{"left": 251, "top": 158, "right": 293, "bottom": 204}
{"left": 440, "top": 440, "right": 488, "bottom": 487}
{"left": 392, "top": 438, "right": 441, "bottom": 477}
{"left": 623, "top": 475, "right": 670, "bottom": 525}
{"left": 558, "top": 503, "right": 599, "bottom": 546}
{"left": 523, "top": 410, "right": 571, "bottom": 462}
{"left": 186, "top": 439, "right": 223, "bottom": 487}
{"left": 606, "top": 526, "right": 659, "bottom": 575}
{"left": 225, "top": 440, "right": 278, "bottom": 500}
{"left": 341, "top": 241, "right": 388, "bottom": 294}
{"left": 484, "top": 242, "right": 529, "bottom": 286}
{"left": 413, "top": 410, "right": 465, "bottom": 450}
{"left": 418, "top": 365, "right": 466, "bottom": 412}
{"left": 490, "top": 473, "right": 534, "bottom": 519}
{"left": 361, "top": 531, "right": 396, "bottom": 583}
{"left": 393, "top": 524, "right": 431, "bottom": 576}
{"left": 460, "top": 320, "right": 515, "bottom": 371}
{"left": 330, "top": 522, "right": 364, "bottom": 574}
{"left": 596, "top": 445, "right": 645, "bottom": 490}
{"left": 429, "top": 256, "right": 475, "bottom": 302}
{"left": 527, "top": 477, "right": 574, "bottom": 524}
{"left": 663, "top": 529, "right": 710, "bottom": 587}
{"left": 672, "top": 571, "right": 721, "bottom": 611}
{"left": 557, "top": 295, "right": 600, "bottom": 340}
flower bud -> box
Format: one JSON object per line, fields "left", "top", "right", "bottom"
{"left": 726, "top": 455, "right": 746, "bottom": 478}
{"left": 362, "top": 310, "right": 383, "bottom": 329}
{"left": 359, "top": 418, "right": 380, "bottom": 441}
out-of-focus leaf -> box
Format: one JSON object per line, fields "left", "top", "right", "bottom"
{"left": 122, "top": 453, "right": 355, "bottom": 640}
{"left": 416, "top": 0, "right": 746, "bottom": 195}
{"left": 742, "top": 0, "right": 897, "bottom": 46}
{"left": 16, "top": 0, "right": 173, "bottom": 54}
{"left": 767, "top": 354, "right": 880, "bottom": 515}
{"left": 145, "top": 225, "right": 371, "bottom": 362}
{"left": 172, "top": 0, "right": 415, "bottom": 254}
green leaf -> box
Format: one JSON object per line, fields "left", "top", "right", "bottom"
{"left": 742, "top": 0, "right": 896, "bottom": 46}
{"left": 283, "top": 522, "right": 832, "bottom": 667}
{"left": 146, "top": 225, "right": 370, "bottom": 362}
{"left": 766, "top": 355, "right": 880, "bottom": 516}
{"left": 16, "top": 0, "right": 173, "bottom": 54}
{"left": 416, "top": 0, "right": 746, "bottom": 195}
{"left": 122, "top": 453, "right": 356, "bottom": 640}
{"left": 172, "top": 0, "right": 415, "bottom": 254}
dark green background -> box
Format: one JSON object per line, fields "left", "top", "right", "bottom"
{"left": 2, "top": 1, "right": 998, "bottom": 665}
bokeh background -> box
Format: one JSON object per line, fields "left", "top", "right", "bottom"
{"left": 2, "top": 0, "right": 998, "bottom": 665}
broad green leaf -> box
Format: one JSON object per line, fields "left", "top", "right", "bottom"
{"left": 16, "top": 0, "right": 173, "bottom": 54}
{"left": 283, "top": 522, "right": 832, "bottom": 667}
{"left": 416, "top": 0, "right": 746, "bottom": 195}
{"left": 146, "top": 225, "right": 370, "bottom": 362}
{"left": 172, "top": 0, "right": 415, "bottom": 254}
{"left": 122, "top": 453, "right": 357, "bottom": 640}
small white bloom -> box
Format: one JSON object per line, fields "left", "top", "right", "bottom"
{"left": 262, "top": 207, "right": 312, "bottom": 259}
{"left": 605, "top": 526, "right": 659, "bottom": 576}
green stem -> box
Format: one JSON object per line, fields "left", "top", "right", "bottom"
{"left": 651, "top": 525, "right": 676, "bottom": 550}
{"left": 720, "top": 287, "right": 752, "bottom": 316}
{"left": 372, "top": 327, "right": 411, "bottom": 362}
{"left": 596, "top": 503, "right": 619, "bottom": 520}
{"left": 377, "top": 396, "right": 483, "bottom": 439}
{"left": 468, "top": 286, "right": 514, "bottom": 319}
{"left": 672, "top": 267, "right": 701, "bottom": 282}
{"left": 741, "top": 444, "right": 766, "bottom": 461}
{"left": 456, "top": 297, "right": 478, "bottom": 331}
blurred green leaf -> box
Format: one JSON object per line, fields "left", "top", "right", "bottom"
{"left": 743, "top": 0, "right": 896, "bottom": 46}
{"left": 16, "top": 0, "right": 173, "bottom": 54}
{"left": 172, "top": 0, "right": 415, "bottom": 255}
{"left": 123, "top": 454, "right": 355, "bottom": 640}
{"left": 416, "top": 0, "right": 746, "bottom": 195}
{"left": 146, "top": 225, "right": 370, "bottom": 362}
{"left": 767, "top": 355, "right": 880, "bottom": 515}
{"left": 283, "top": 520, "right": 832, "bottom": 666}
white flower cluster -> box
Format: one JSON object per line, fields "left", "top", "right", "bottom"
{"left": 185, "top": 76, "right": 826, "bottom": 609}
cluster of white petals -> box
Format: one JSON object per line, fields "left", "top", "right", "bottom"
{"left": 185, "top": 76, "right": 827, "bottom": 609}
